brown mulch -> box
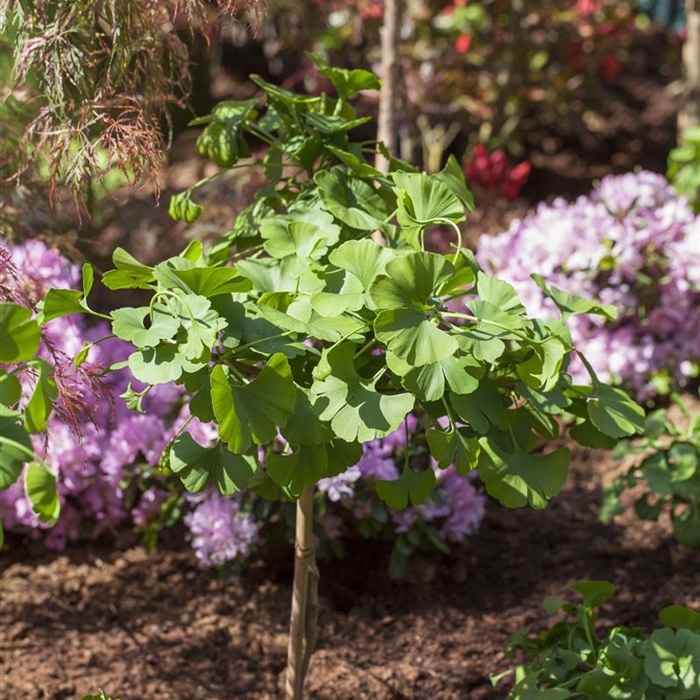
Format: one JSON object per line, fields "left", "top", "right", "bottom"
{"left": 2, "top": 440, "right": 699, "bottom": 700}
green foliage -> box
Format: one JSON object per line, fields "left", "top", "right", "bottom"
{"left": 81, "top": 691, "right": 122, "bottom": 700}
{"left": 493, "top": 582, "right": 700, "bottom": 700}
{"left": 0, "top": 302, "right": 61, "bottom": 537}
{"left": 51, "top": 57, "right": 641, "bottom": 514}
{"left": 600, "top": 395, "right": 700, "bottom": 547}
{"left": 668, "top": 126, "right": 700, "bottom": 213}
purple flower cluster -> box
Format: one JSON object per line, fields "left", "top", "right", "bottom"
{"left": 184, "top": 491, "right": 258, "bottom": 566}
{"left": 0, "top": 240, "right": 181, "bottom": 549}
{"left": 477, "top": 171, "right": 700, "bottom": 400}
{"left": 317, "top": 417, "right": 487, "bottom": 550}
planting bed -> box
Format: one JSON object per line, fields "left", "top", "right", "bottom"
{"left": 2, "top": 438, "right": 699, "bottom": 700}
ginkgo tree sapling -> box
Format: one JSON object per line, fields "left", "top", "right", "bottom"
{"left": 38, "top": 55, "right": 645, "bottom": 699}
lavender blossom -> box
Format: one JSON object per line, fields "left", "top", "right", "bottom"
{"left": 184, "top": 491, "right": 259, "bottom": 567}
{"left": 317, "top": 465, "right": 362, "bottom": 502}
{"left": 477, "top": 171, "right": 700, "bottom": 399}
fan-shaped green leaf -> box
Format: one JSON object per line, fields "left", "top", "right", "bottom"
{"left": 211, "top": 354, "right": 296, "bottom": 453}
{"left": 25, "top": 462, "right": 60, "bottom": 524}
{"left": 24, "top": 359, "right": 57, "bottom": 433}
{"left": 169, "top": 433, "right": 258, "bottom": 495}
{"left": 111, "top": 307, "right": 179, "bottom": 346}
{"left": 376, "top": 466, "right": 436, "bottom": 510}
{"left": 315, "top": 170, "right": 387, "bottom": 230}
{"left": 311, "top": 344, "right": 414, "bottom": 443}
{"left": 588, "top": 385, "right": 645, "bottom": 438}
{"left": 427, "top": 427, "right": 480, "bottom": 473}
{"left": 478, "top": 439, "right": 570, "bottom": 509}
{"left": 0, "top": 406, "right": 35, "bottom": 489}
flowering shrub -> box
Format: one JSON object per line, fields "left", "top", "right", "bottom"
{"left": 477, "top": 171, "right": 700, "bottom": 401}
{"left": 315, "top": 416, "right": 486, "bottom": 576}
{"left": 0, "top": 240, "right": 183, "bottom": 549}
{"left": 465, "top": 144, "right": 531, "bottom": 200}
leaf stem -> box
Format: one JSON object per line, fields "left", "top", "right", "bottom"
{"left": 229, "top": 330, "right": 297, "bottom": 358}
{"left": 434, "top": 218, "right": 463, "bottom": 265}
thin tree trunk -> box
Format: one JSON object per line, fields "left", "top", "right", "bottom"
{"left": 680, "top": 0, "right": 700, "bottom": 133}
{"left": 284, "top": 485, "right": 319, "bottom": 700}
{"left": 375, "top": 0, "right": 401, "bottom": 173}
{"left": 490, "top": 0, "right": 525, "bottom": 139}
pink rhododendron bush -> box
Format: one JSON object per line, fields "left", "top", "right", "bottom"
{"left": 0, "top": 241, "right": 486, "bottom": 568}
{"left": 477, "top": 171, "right": 700, "bottom": 401}
{"left": 0, "top": 241, "right": 184, "bottom": 549}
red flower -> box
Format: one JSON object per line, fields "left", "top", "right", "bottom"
{"left": 599, "top": 53, "right": 622, "bottom": 81}
{"left": 499, "top": 161, "right": 531, "bottom": 200}
{"left": 360, "top": 2, "right": 383, "bottom": 19}
{"left": 465, "top": 145, "right": 530, "bottom": 200}
{"left": 455, "top": 33, "right": 472, "bottom": 53}
{"left": 576, "top": 0, "right": 601, "bottom": 16}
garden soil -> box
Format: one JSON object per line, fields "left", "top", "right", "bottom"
{"left": 2, "top": 437, "right": 699, "bottom": 700}
{"left": 2, "top": 30, "right": 699, "bottom": 700}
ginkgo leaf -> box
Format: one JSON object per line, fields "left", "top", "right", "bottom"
{"left": 310, "top": 53, "right": 381, "bottom": 98}
{"left": 211, "top": 353, "right": 296, "bottom": 453}
{"left": 433, "top": 155, "right": 475, "bottom": 211}
{"left": 111, "top": 307, "right": 179, "bottom": 347}
{"left": 0, "top": 406, "right": 35, "bottom": 489}
{"left": 478, "top": 439, "right": 570, "bottom": 509}
{"left": 128, "top": 343, "right": 201, "bottom": 384}
{"left": 449, "top": 380, "right": 506, "bottom": 434}
{"left": 370, "top": 251, "right": 454, "bottom": 311}
{"left": 393, "top": 171, "right": 465, "bottom": 236}
{"left": 476, "top": 272, "right": 526, "bottom": 315}
{"left": 516, "top": 337, "right": 568, "bottom": 392}
{"left": 329, "top": 239, "right": 396, "bottom": 288}
{"left": 261, "top": 219, "right": 340, "bottom": 260}
{"left": 281, "top": 389, "right": 333, "bottom": 446}
{"left": 0, "top": 303, "right": 40, "bottom": 363}
{"left": 376, "top": 465, "right": 436, "bottom": 510}
{"left": 315, "top": 169, "right": 387, "bottom": 230}
{"left": 25, "top": 462, "right": 60, "bottom": 524}
{"left": 427, "top": 427, "right": 480, "bottom": 473}
{"left": 587, "top": 385, "right": 645, "bottom": 438}
{"left": 267, "top": 440, "right": 362, "bottom": 497}
{"left": 402, "top": 353, "right": 483, "bottom": 401}
{"left": 170, "top": 294, "right": 227, "bottom": 362}
{"left": 310, "top": 344, "right": 414, "bottom": 443}
{"left": 169, "top": 433, "right": 258, "bottom": 495}
{"left": 532, "top": 274, "right": 618, "bottom": 321}
{"left": 375, "top": 309, "right": 458, "bottom": 367}
{"left": 101, "top": 247, "right": 155, "bottom": 290}
{"left": 24, "top": 359, "right": 57, "bottom": 434}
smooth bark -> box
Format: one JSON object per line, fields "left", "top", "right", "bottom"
{"left": 284, "top": 485, "right": 319, "bottom": 700}
{"left": 375, "top": 0, "right": 401, "bottom": 172}
{"left": 680, "top": 0, "right": 700, "bottom": 132}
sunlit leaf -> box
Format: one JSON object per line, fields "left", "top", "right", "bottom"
{"left": 0, "top": 303, "right": 40, "bottom": 363}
